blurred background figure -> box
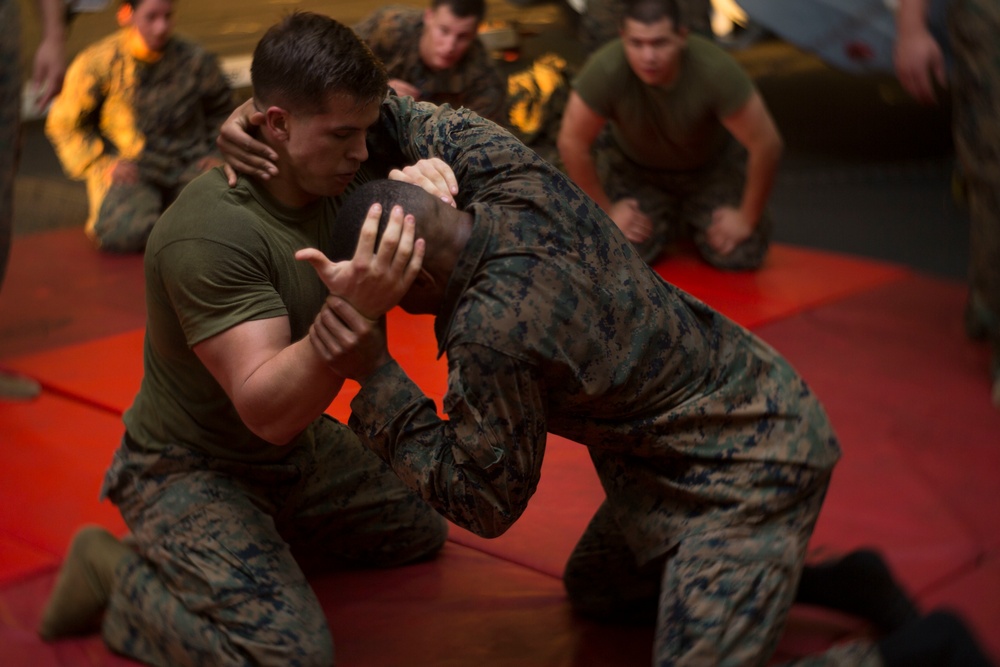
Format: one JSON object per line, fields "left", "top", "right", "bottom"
{"left": 354, "top": 0, "right": 508, "bottom": 125}
{"left": 894, "top": 0, "right": 1000, "bottom": 407}
{"left": 45, "top": 0, "right": 233, "bottom": 254}
{"left": 558, "top": 0, "right": 782, "bottom": 270}
{"left": 0, "top": 0, "right": 66, "bottom": 399}
{"left": 577, "top": 0, "right": 711, "bottom": 53}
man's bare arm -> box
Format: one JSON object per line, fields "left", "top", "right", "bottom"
{"left": 194, "top": 317, "right": 344, "bottom": 446}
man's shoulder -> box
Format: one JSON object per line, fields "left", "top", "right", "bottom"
{"left": 458, "top": 39, "right": 500, "bottom": 73}
{"left": 364, "top": 6, "right": 422, "bottom": 31}
{"left": 684, "top": 35, "right": 746, "bottom": 76}
{"left": 151, "top": 170, "right": 258, "bottom": 247}
{"left": 576, "top": 40, "right": 629, "bottom": 82}
{"left": 165, "top": 34, "right": 217, "bottom": 63}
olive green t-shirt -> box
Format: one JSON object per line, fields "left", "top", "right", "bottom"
{"left": 123, "top": 168, "right": 364, "bottom": 462}
{"left": 572, "top": 34, "right": 754, "bottom": 171}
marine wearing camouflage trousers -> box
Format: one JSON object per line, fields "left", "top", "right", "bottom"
{"left": 595, "top": 134, "right": 773, "bottom": 269}
{"left": 99, "top": 417, "right": 446, "bottom": 666}
{"left": 949, "top": 0, "right": 1000, "bottom": 403}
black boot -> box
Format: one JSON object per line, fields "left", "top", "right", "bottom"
{"left": 795, "top": 549, "right": 919, "bottom": 633}
{"left": 878, "top": 609, "right": 994, "bottom": 667}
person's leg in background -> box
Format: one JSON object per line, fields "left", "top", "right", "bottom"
{"left": 84, "top": 171, "right": 163, "bottom": 253}
{"left": 683, "top": 139, "right": 773, "bottom": 271}
{"left": 949, "top": 0, "right": 1000, "bottom": 407}
{"left": 0, "top": 0, "right": 42, "bottom": 399}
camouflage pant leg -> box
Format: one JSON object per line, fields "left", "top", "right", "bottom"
{"left": 563, "top": 500, "right": 662, "bottom": 623}
{"left": 678, "top": 139, "right": 773, "bottom": 271}
{"left": 595, "top": 138, "right": 684, "bottom": 264}
{"left": 580, "top": 0, "right": 713, "bottom": 54}
{"left": 279, "top": 415, "right": 447, "bottom": 572}
{"left": 568, "top": 471, "right": 872, "bottom": 666}
{"left": 950, "top": 0, "right": 1000, "bottom": 345}
{"left": 653, "top": 479, "right": 830, "bottom": 666}
{"left": 85, "top": 171, "right": 163, "bottom": 253}
{"left": 99, "top": 419, "right": 444, "bottom": 666}
{"left": 596, "top": 138, "right": 772, "bottom": 268}
{"left": 100, "top": 438, "right": 334, "bottom": 666}
{"left": 0, "top": 0, "right": 21, "bottom": 287}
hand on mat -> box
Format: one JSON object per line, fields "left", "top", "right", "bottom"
{"left": 309, "top": 296, "right": 391, "bottom": 382}
{"left": 296, "top": 203, "right": 425, "bottom": 320}
{"left": 609, "top": 198, "right": 653, "bottom": 244}
{"left": 389, "top": 157, "right": 459, "bottom": 208}
{"left": 707, "top": 206, "right": 753, "bottom": 257}
{"left": 217, "top": 98, "right": 276, "bottom": 185}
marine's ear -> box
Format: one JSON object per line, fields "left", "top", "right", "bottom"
{"left": 262, "top": 106, "right": 291, "bottom": 142}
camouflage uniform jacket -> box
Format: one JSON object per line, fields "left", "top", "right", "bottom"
{"left": 45, "top": 29, "right": 233, "bottom": 185}
{"left": 351, "top": 97, "right": 841, "bottom": 565}
{"left": 353, "top": 6, "right": 507, "bottom": 125}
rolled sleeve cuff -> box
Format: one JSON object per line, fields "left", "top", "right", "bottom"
{"left": 348, "top": 359, "right": 430, "bottom": 459}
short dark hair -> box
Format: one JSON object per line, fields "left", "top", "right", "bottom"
{"left": 251, "top": 11, "right": 388, "bottom": 114}
{"left": 622, "top": 0, "right": 682, "bottom": 27}
{"left": 431, "top": 0, "right": 486, "bottom": 22}
{"left": 331, "top": 180, "right": 440, "bottom": 262}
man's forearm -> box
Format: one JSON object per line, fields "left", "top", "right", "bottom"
{"left": 896, "top": 0, "right": 931, "bottom": 35}
{"left": 560, "top": 145, "right": 613, "bottom": 212}
{"left": 237, "top": 337, "right": 345, "bottom": 445}
{"left": 36, "top": 0, "right": 67, "bottom": 43}
{"left": 739, "top": 135, "right": 783, "bottom": 226}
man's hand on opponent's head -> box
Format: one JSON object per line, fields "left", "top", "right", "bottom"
{"left": 296, "top": 202, "right": 425, "bottom": 320}
{"left": 389, "top": 158, "right": 459, "bottom": 208}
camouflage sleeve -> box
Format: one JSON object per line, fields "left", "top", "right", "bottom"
{"left": 372, "top": 95, "right": 546, "bottom": 208}
{"left": 348, "top": 346, "right": 549, "bottom": 538}
{"left": 352, "top": 8, "right": 400, "bottom": 65}
{"left": 459, "top": 45, "right": 508, "bottom": 125}
{"left": 44, "top": 52, "right": 114, "bottom": 180}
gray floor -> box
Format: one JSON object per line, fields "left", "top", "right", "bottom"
{"left": 13, "top": 0, "right": 967, "bottom": 280}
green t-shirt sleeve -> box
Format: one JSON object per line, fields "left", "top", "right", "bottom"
{"left": 155, "top": 230, "right": 288, "bottom": 348}
{"left": 701, "top": 42, "right": 755, "bottom": 118}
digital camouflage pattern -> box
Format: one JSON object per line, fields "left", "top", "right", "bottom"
{"left": 100, "top": 422, "right": 446, "bottom": 666}
{"left": 353, "top": 6, "right": 508, "bottom": 125}
{"left": 45, "top": 29, "right": 233, "bottom": 252}
{"left": 0, "top": 0, "right": 20, "bottom": 284}
{"left": 351, "top": 96, "right": 870, "bottom": 665}
{"left": 596, "top": 134, "right": 773, "bottom": 268}
{"left": 949, "top": 0, "right": 1000, "bottom": 398}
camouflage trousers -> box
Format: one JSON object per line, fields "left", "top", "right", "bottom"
{"left": 84, "top": 159, "right": 209, "bottom": 254}
{"left": 596, "top": 135, "right": 773, "bottom": 269}
{"left": 563, "top": 473, "right": 881, "bottom": 666}
{"left": 99, "top": 416, "right": 448, "bottom": 667}
{"left": 0, "top": 0, "right": 20, "bottom": 286}
{"left": 580, "top": 0, "right": 713, "bottom": 54}
{"left": 950, "top": 0, "right": 1000, "bottom": 352}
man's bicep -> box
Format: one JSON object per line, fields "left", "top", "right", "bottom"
{"left": 560, "top": 92, "right": 607, "bottom": 145}
{"left": 720, "top": 91, "right": 779, "bottom": 149}
{"left": 193, "top": 316, "right": 291, "bottom": 405}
